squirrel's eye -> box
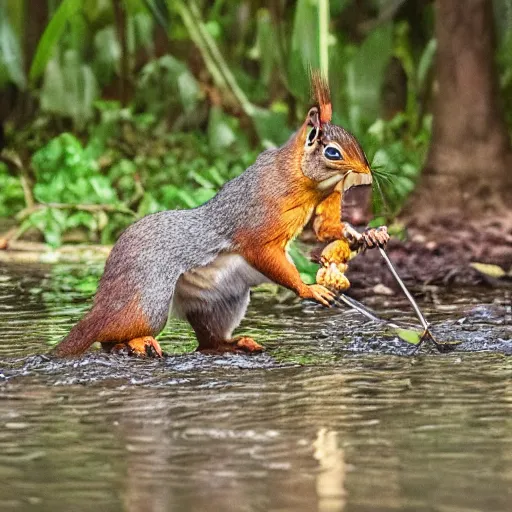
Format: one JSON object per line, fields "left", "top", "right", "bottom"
{"left": 324, "top": 145, "right": 343, "bottom": 160}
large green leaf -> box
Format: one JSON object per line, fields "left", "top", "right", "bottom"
{"left": 248, "top": 8, "right": 278, "bottom": 86}
{"left": 29, "top": 0, "right": 82, "bottom": 82}
{"left": 40, "top": 50, "right": 99, "bottom": 128}
{"left": 0, "top": 3, "right": 26, "bottom": 88}
{"left": 251, "top": 105, "right": 291, "bottom": 147}
{"left": 345, "top": 22, "right": 394, "bottom": 134}
{"left": 288, "top": 0, "right": 320, "bottom": 100}
{"left": 417, "top": 38, "right": 437, "bottom": 90}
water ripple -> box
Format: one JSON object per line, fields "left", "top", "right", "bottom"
{"left": 0, "top": 263, "right": 511, "bottom": 511}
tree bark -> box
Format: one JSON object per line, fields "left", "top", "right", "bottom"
{"left": 404, "top": 0, "right": 512, "bottom": 222}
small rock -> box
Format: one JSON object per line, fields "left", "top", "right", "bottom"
{"left": 411, "top": 233, "right": 427, "bottom": 244}
{"left": 372, "top": 283, "right": 394, "bottom": 296}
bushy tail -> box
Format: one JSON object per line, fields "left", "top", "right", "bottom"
{"left": 51, "top": 310, "right": 104, "bottom": 357}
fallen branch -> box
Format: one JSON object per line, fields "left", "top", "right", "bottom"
{"left": 0, "top": 240, "right": 111, "bottom": 263}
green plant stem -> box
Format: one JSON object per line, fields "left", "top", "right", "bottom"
{"left": 0, "top": 150, "right": 34, "bottom": 208}
{"left": 174, "top": 1, "right": 228, "bottom": 90}
{"left": 113, "top": 0, "right": 129, "bottom": 106}
{"left": 377, "top": 247, "right": 429, "bottom": 331}
{"left": 175, "top": 0, "right": 255, "bottom": 116}
{"left": 318, "top": 0, "right": 329, "bottom": 78}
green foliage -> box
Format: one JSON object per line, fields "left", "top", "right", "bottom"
{"left": 0, "top": 2, "right": 25, "bottom": 89}
{"left": 342, "top": 22, "right": 395, "bottom": 135}
{"left": 136, "top": 54, "right": 202, "bottom": 118}
{"left": 287, "top": 243, "right": 319, "bottom": 285}
{"left": 41, "top": 50, "right": 99, "bottom": 128}
{"left": 1, "top": 0, "right": 511, "bottom": 250}
{"left": 12, "top": 101, "right": 259, "bottom": 246}
{"left": 32, "top": 133, "right": 117, "bottom": 204}
{"left": 0, "top": 163, "right": 25, "bottom": 217}
{"left": 495, "top": 0, "right": 512, "bottom": 128}
{"left": 366, "top": 113, "right": 432, "bottom": 218}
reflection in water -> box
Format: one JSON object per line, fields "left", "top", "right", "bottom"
{"left": 0, "top": 263, "right": 511, "bottom": 512}
{"left": 314, "top": 429, "right": 346, "bottom": 512}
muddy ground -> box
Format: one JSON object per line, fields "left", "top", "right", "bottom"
{"left": 337, "top": 212, "right": 512, "bottom": 295}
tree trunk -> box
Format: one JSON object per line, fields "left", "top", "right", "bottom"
{"left": 404, "top": 0, "right": 512, "bottom": 222}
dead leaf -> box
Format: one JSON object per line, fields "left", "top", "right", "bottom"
{"left": 470, "top": 262, "right": 506, "bottom": 279}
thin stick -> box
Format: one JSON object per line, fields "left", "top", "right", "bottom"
{"left": 335, "top": 293, "right": 399, "bottom": 328}
{"left": 377, "top": 246, "right": 430, "bottom": 331}
{"left": 331, "top": 247, "right": 457, "bottom": 352}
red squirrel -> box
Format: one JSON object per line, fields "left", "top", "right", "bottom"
{"left": 52, "top": 73, "right": 387, "bottom": 358}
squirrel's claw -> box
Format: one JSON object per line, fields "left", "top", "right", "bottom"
{"left": 304, "top": 284, "right": 336, "bottom": 307}
{"left": 344, "top": 225, "right": 390, "bottom": 250}
{"left": 361, "top": 226, "right": 389, "bottom": 249}
{"left": 197, "top": 336, "right": 264, "bottom": 354}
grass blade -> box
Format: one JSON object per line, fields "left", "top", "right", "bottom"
{"left": 29, "top": 0, "right": 82, "bottom": 82}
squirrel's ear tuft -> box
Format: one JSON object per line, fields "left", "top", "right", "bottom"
{"left": 310, "top": 70, "right": 332, "bottom": 125}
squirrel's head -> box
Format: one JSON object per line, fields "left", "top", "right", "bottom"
{"left": 299, "top": 73, "right": 372, "bottom": 193}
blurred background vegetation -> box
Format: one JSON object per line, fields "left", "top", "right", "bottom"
{"left": 0, "top": 0, "right": 511, "bottom": 248}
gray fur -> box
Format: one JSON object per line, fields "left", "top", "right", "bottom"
{"left": 100, "top": 146, "right": 283, "bottom": 333}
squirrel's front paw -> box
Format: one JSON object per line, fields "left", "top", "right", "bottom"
{"left": 301, "top": 284, "right": 335, "bottom": 307}
{"left": 316, "top": 263, "right": 350, "bottom": 291}
{"left": 343, "top": 224, "right": 389, "bottom": 250}
{"left": 361, "top": 226, "right": 389, "bottom": 249}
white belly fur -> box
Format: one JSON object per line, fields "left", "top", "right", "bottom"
{"left": 170, "top": 253, "right": 269, "bottom": 319}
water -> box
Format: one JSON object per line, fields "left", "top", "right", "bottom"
{"left": 0, "top": 262, "right": 511, "bottom": 512}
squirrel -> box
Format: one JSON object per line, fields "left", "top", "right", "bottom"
{"left": 52, "top": 73, "right": 387, "bottom": 358}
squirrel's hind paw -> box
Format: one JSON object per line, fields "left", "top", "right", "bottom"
{"left": 106, "top": 336, "right": 163, "bottom": 358}
{"left": 197, "top": 337, "right": 264, "bottom": 354}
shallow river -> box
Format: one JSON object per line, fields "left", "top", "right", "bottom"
{"left": 0, "top": 263, "right": 511, "bottom": 512}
